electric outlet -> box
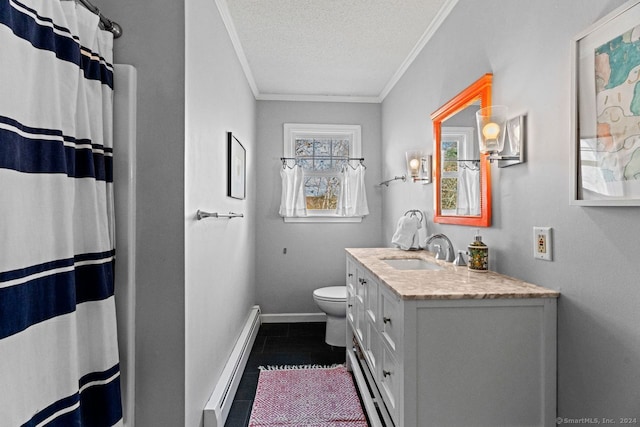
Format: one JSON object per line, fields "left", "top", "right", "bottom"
{"left": 533, "top": 227, "right": 553, "bottom": 261}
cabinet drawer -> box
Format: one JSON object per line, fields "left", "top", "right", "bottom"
{"left": 380, "top": 286, "right": 402, "bottom": 352}
{"left": 379, "top": 343, "right": 400, "bottom": 424}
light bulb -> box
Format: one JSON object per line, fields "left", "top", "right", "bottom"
{"left": 482, "top": 122, "right": 501, "bottom": 140}
{"left": 409, "top": 158, "right": 420, "bottom": 171}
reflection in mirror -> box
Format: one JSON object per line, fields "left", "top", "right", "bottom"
{"left": 440, "top": 123, "right": 479, "bottom": 215}
{"left": 431, "top": 74, "right": 492, "bottom": 227}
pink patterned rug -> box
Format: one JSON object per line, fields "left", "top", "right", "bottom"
{"left": 248, "top": 364, "right": 368, "bottom": 427}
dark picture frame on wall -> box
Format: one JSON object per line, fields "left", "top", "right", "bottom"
{"left": 227, "top": 132, "right": 246, "bottom": 200}
{"left": 571, "top": 0, "right": 640, "bottom": 205}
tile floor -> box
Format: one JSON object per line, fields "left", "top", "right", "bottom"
{"left": 224, "top": 322, "right": 347, "bottom": 427}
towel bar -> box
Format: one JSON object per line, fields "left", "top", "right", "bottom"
{"left": 379, "top": 175, "right": 406, "bottom": 186}
{"left": 196, "top": 210, "right": 244, "bottom": 220}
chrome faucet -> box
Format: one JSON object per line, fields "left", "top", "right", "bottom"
{"left": 426, "top": 233, "right": 455, "bottom": 262}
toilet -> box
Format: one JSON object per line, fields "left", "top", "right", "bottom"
{"left": 313, "top": 286, "right": 347, "bottom": 347}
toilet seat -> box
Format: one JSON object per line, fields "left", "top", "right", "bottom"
{"left": 313, "top": 286, "right": 346, "bottom": 302}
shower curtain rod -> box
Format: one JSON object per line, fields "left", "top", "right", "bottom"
{"left": 76, "top": 0, "right": 122, "bottom": 38}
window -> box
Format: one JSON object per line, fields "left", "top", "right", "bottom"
{"left": 283, "top": 123, "right": 363, "bottom": 222}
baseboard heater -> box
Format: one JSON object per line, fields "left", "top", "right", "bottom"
{"left": 347, "top": 342, "right": 393, "bottom": 427}
{"left": 204, "top": 305, "right": 261, "bottom": 427}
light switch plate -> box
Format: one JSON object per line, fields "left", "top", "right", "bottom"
{"left": 533, "top": 227, "right": 552, "bottom": 261}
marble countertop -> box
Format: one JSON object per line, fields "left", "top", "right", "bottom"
{"left": 346, "top": 247, "right": 560, "bottom": 300}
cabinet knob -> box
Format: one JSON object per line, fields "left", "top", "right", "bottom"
{"left": 348, "top": 304, "right": 353, "bottom": 308}
{"left": 383, "top": 370, "right": 392, "bottom": 378}
{"left": 383, "top": 317, "right": 391, "bottom": 324}
{"left": 348, "top": 273, "right": 353, "bottom": 277}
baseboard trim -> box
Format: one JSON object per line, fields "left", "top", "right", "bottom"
{"left": 204, "top": 305, "right": 261, "bottom": 427}
{"left": 260, "top": 312, "right": 327, "bottom": 323}
{"left": 347, "top": 345, "right": 391, "bottom": 427}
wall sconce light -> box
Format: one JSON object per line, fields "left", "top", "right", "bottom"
{"left": 405, "top": 150, "right": 432, "bottom": 183}
{"left": 475, "top": 106, "right": 526, "bottom": 168}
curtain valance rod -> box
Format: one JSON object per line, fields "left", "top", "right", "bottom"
{"left": 280, "top": 157, "right": 365, "bottom": 161}
{"left": 76, "top": 0, "right": 122, "bottom": 38}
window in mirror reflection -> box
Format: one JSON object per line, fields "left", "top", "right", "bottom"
{"left": 440, "top": 127, "right": 479, "bottom": 216}
{"left": 441, "top": 139, "right": 458, "bottom": 213}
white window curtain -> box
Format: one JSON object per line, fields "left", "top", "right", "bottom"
{"left": 0, "top": 1, "right": 122, "bottom": 425}
{"left": 456, "top": 166, "right": 480, "bottom": 216}
{"left": 337, "top": 163, "right": 369, "bottom": 217}
{"left": 279, "top": 164, "right": 307, "bottom": 217}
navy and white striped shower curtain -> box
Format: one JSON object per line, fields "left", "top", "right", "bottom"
{"left": 0, "top": 0, "right": 123, "bottom": 425}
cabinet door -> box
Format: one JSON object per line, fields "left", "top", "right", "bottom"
{"left": 346, "top": 257, "right": 356, "bottom": 288}
{"left": 380, "top": 285, "right": 402, "bottom": 353}
{"left": 380, "top": 342, "right": 400, "bottom": 424}
{"left": 363, "top": 272, "right": 379, "bottom": 325}
{"left": 346, "top": 258, "right": 357, "bottom": 328}
{"left": 363, "top": 317, "right": 380, "bottom": 375}
{"left": 346, "top": 285, "right": 356, "bottom": 331}
{"left": 354, "top": 265, "right": 367, "bottom": 344}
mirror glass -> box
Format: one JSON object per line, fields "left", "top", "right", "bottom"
{"left": 431, "top": 74, "right": 492, "bottom": 227}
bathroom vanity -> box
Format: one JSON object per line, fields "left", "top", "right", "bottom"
{"left": 345, "top": 248, "right": 559, "bottom": 427}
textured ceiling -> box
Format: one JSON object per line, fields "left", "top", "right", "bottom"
{"left": 221, "top": 0, "right": 457, "bottom": 102}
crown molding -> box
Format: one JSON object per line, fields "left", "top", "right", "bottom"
{"left": 378, "top": 0, "right": 459, "bottom": 101}
{"left": 216, "top": 0, "right": 458, "bottom": 104}
{"left": 214, "top": 0, "right": 259, "bottom": 98}
{"left": 256, "top": 93, "right": 381, "bottom": 104}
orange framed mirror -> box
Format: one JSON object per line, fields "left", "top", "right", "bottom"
{"left": 431, "top": 74, "right": 492, "bottom": 227}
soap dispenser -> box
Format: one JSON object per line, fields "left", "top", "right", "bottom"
{"left": 468, "top": 230, "right": 488, "bottom": 273}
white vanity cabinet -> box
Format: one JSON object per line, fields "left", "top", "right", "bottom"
{"left": 347, "top": 256, "right": 381, "bottom": 376}
{"left": 345, "top": 250, "right": 559, "bottom": 427}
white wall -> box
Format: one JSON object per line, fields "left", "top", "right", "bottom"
{"left": 256, "top": 101, "right": 384, "bottom": 314}
{"left": 100, "top": 0, "right": 257, "bottom": 426}
{"left": 382, "top": 0, "right": 640, "bottom": 419}
{"left": 185, "top": 0, "right": 256, "bottom": 426}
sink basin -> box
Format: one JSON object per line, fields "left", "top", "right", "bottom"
{"left": 382, "top": 258, "right": 443, "bottom": 271}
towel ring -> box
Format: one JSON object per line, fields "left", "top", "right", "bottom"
{"left": 404, "top": 209, "right": 424, "bottom": 223}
